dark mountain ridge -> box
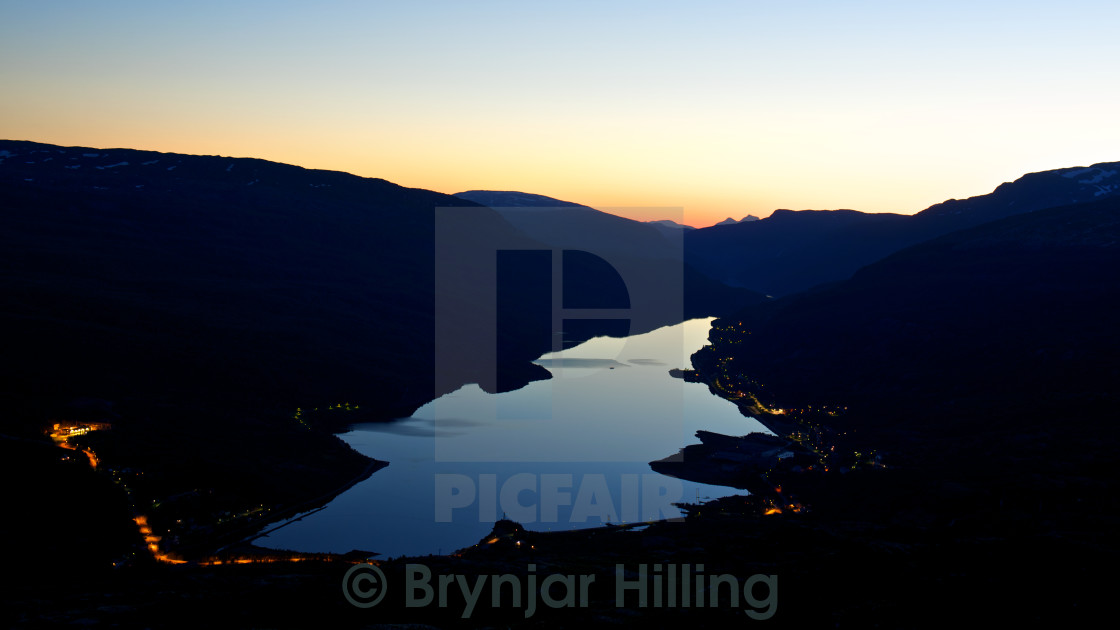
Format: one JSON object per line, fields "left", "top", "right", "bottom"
{"left": 454, "top": 190, "right": 592, "bottom": 209}
{"left": 0, "top": 141, "right": 543, "bottom": 424}
{"left": 454, "top": 189, "right": 681, "bottom": 260}
{"left": 693, "top": 194, "right": 1120, "bottom": 444}
{"left": 454, "top": 189, "right": 764, "bottom": 318}
{"left": 685, "top": 161, "right": 1120, "bottom": 296}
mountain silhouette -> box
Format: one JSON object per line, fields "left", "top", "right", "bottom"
{"left": 455, "top": 189, "right": 681, "bottom": 260}
{"left": 0, "top": 141, "right": 574, "bottom": 423}
{"left": 685, "top": 162, "right": 1120, "bottom": 296}
{"left": 693, "top": 194, "right": 1120, "bottom": 436}
{"left": 454, "top": 189, "right": 764, "bottom": 319}
{"left": 645, "top": 218, "right": 696, "bottom": 239}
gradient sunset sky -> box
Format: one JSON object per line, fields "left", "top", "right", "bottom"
{"left": 3, "top": 1, "right": 1118, "bottom": 227}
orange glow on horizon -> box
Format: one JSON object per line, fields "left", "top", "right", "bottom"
{"left": 5, "top": 126, "right": 1107, "bottom": 228}
{"left": 4, "top": 3, "right": 1118, "bottom": 230}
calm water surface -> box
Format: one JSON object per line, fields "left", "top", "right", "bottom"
{"left": 257, "top": 318, "right": 769, "bottom": 558}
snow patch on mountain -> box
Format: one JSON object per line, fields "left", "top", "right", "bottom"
{"left": 1060, "top": 166, "right": 1118, "bottom": 183}
{"left": 1080, "top": 169, "right": 1117, "bottom": 185}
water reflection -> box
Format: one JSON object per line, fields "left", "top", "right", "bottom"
{"left": 258, "top": 318, "right": 769, "bottom": 558}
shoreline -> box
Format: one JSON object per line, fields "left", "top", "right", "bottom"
{"left": 210, "top": 456, "right": 388, "bottom": 556}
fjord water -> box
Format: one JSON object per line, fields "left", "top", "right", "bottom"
{"left": 258, "top": 318, "right": 769, "bottom": 558}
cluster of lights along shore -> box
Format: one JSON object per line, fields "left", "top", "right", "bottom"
{"left": 701, "top": 320, "right": 887, "bottom": 510}
{"left": 47, "top": 405, "right": 368, "bottom": 567}
{"left": 292, "top": 402, "right": 360, "bottom": 430}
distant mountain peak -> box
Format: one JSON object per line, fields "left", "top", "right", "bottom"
{"left": 453, "top": 190, "right": 592, "bottom": 210}
{"left": 918, "top": 159, "right": 1120, "bottom": 220}
{"left": 713, "top": 215, "right": 761, "bottom": 227}
{"left": 647, "top": 219, "right": 696, "bottom": 230}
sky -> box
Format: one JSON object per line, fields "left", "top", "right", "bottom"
{"left": 2, "top": 1, "right": 1118, "bottom": 227}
